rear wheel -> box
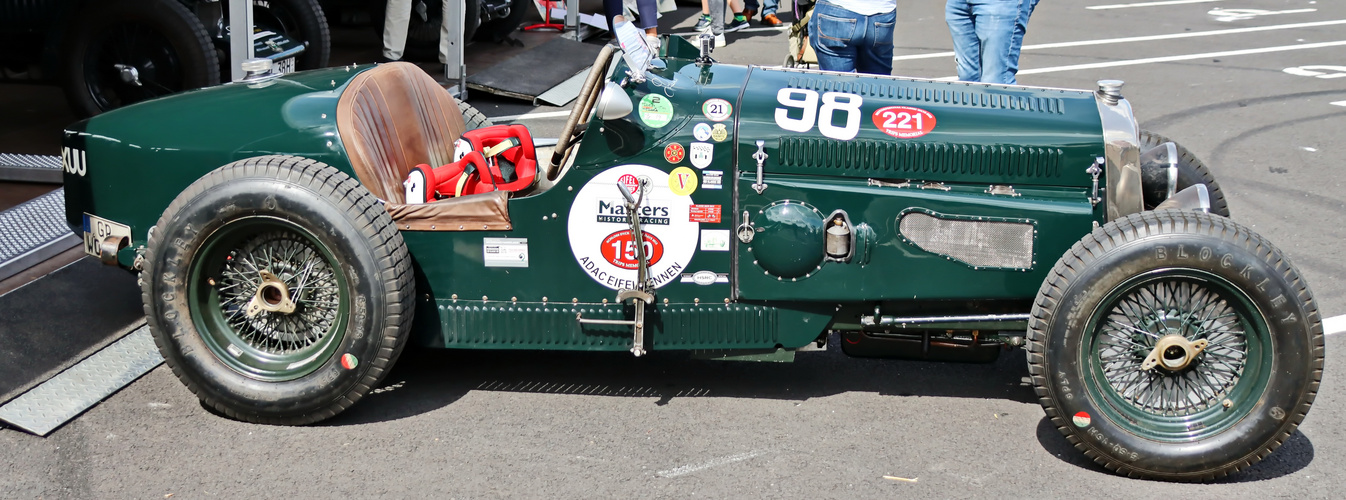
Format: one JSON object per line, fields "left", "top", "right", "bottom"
{"left": 1140, "top": 130, "right": 1230, "bottom": 217}
{"left": 252, "top": 0, "right": 332, "bottom": 70}
{"left": 459, "top": 99, "right": 492, "bottom": 130}
{"left": 61, "top": 0, "right": 220, "bottom": 117}
{"left": 1028, "top": 210, "right": 1322, "bottom": 481}
{"left": 143, "top": 155, "right": 414, "bottom": 424}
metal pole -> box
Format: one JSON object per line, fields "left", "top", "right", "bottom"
{"left": 227, "top": 0, "right": 255, "bottom": 82}
{"left": 443, "top": 0, "right": 467, "bottom": 98}
{"left": 565, "top": 0, "right": 579, "bottom": 40}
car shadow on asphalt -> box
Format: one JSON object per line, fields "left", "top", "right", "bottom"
{"left": 324, "top": 332, "right": 1039, "bottom": 426}
{"left": 1034, "top": 417, "right": 1315, "bottom": 482}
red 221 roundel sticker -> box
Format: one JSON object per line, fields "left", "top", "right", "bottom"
{"left": 872, "top": 106, "right": 937, "bottom": 139}
{"left": 601, "top": 230, "right": 665, "bottom": 269}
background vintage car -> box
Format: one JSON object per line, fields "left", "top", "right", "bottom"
{"left": 0, "top": 0, "right": 328, "bottom": 117}
{"left": 59, "top": 36, "right": 1323, "bottom": 482}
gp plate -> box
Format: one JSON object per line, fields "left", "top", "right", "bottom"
{"left": 82, "top": 213, "right": 131, "bottom": 258}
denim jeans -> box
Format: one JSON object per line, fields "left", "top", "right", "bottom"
{"left": 945, "top": 0, "right": 1020, "bottom": 84}
{"left": 1008, "top": 0, "right": 1040, "bottom": 76}
{"left": 809, "top": 0, "right": 896, "bottom": 75}
{"left": 745, "top": 0, "right": 779, "bottom": 16}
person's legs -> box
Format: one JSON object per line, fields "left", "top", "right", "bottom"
{"left": 761, "top": 0, "right": 778, "bottom": 16}
{"left": 1007, "top": 0, "right": 1039, "bottom": 77}
{"left": 632, "top": 0, "right": 660, "bottom": 31}
{"left": 856, "top": 8, "right": 895, "bottom": 75}
{"left": 603, "top": 0, "right": 624, "bottom": 34}
{"left": 383, "top": 0, "right": 413, "bottom": 60}
{"left": 945, "top": 0, "right": 980, "bottom": 82}
{"left": 810, "top": 0, "right": 860, "bottom": 73}
{"left": 970, "top": 0, "right": 1018, "bottom": 84}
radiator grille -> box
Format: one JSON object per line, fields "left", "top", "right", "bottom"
{"left": 899, "top": 211, "right": 1035, "bottom": 270}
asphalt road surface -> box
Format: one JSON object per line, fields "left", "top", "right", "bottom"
{"left": 4, "top": 0, "right": 1345, "bottom": 497}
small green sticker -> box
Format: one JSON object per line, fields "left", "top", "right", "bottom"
{"left": 638, "top": 94, "right": 674, "bottom": 128}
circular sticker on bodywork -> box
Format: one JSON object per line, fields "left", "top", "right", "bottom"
{"left": 664, "top": 143, "right": 685, "bottom": 164}
{"left": 873, "top": 106, "right": 937, "bottom": 139}
{"left": 693, "top": 123, "right": 713, "bottom": 141}
{"left": 702, "top": 98, "right": 732, "bottom": 122}
{"left": 639, "top": 94, "right": 674, "bottom": 128}
{"left": 710, "top": 123, "right": 729, "bottom": 142}
{"left": 568, "top": 165, "right": 698, "bottom": 290}
{"left": 668, "top": 167, "right": 698, "bottom": 196}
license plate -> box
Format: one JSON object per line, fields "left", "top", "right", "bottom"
{"left": 275, "top": 57, "right": 296, "bottom": 74}
{"left": 82, "top": 213, "right": 131, "bottom": 258}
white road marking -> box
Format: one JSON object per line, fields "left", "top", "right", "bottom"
{"left": 1016, "top": 40, "right": 1346, "bottom": 75}
{"left": 893, "top": 19, "right": 1346, "bottom": 61}
{"left": 1331, "top": 100, "right": 1346, "bottom": 107}
{"left": 1089, "top": 0, "right": 1223, "bottom": 10}
{"left": 655, "top": 449, "right": 771, "bottom": 478}
{"left": 1212, "top": 8, "right": 1317, "bottom": 22}
{"left": 1326, "top": 314, "right": 1346, "bottom": 336}
{"left": 490, "top": 110, "right": 573, "bottom": 122}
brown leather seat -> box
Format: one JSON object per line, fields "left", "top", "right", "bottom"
{"left": 337, "top": 62, "right": 511, "bottom": 231}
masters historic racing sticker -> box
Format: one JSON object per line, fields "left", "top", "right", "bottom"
{"left": 569, "top": 165, "right": 699, "bottom": 290}
{"left": 872, "top": 106, "right": 936, "bottom": 139}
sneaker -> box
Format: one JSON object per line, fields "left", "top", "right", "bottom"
{"left": 693, "top": 15, "right": 713, "bottom": 32}
{"left": 725, "top": 17, "right": 749, "bottom": 32}
{"left": 761, "top": 13, "right": 783, "bottom": 27}
{"left": 645, "top": 34, "right": 661, "bottom": 52}
{"left": 743, "top": 8, "right": 757, "bottom": 22}
{"left": 714, "top": 33, "right": 726, "bottom": 48}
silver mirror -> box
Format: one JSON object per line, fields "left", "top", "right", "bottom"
{"left": 595, "top": 81, "right": 633, "bottom": 121}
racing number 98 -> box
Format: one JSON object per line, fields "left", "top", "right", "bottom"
{"left": 774, "top": 89, "right": 864, "bottom": 140}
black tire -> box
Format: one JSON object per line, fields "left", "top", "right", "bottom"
{"left": 142, "top": 155, "right": 415, "bottom": 424}
{"left": 1140, "top": 130, "right": 1230, "bottom": 217}
{"left": 251, "top": 0, "right": 332, "bottom": 70}
{"left": 458, "top": 99, "right": 492, "bottom": 130}
{"left": 473, "top": 0, "right": 528, "bottom": 43}
{"left": 1027, "top": 210, "right": 1323, "bottom": 481}
{"left": 61, "top": 0, "right": 220, "bottom": 117}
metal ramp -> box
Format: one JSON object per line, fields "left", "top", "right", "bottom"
{"left": 0, "top": 153, "right": 63, "bottom": 183}
{"left": 0, "top": 154, "right": 161, "bottom": 436}
{"left": 465, "top": 37, "right": 603, "bottom": 106}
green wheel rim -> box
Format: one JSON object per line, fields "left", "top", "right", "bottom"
{"left": 1082, "top": 269, "right": 1271, "bottom": 442}
{"left": 188, "top": 217, "right": 349, "bottom": 381}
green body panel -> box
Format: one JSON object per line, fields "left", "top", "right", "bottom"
{"left": 734, "top": 66, "right": 1105, "bottom": 187}
{"left": 735, "top": 174, "right": 1096, "bottom": 300}
{"left": 62, "top": 66, "right": 363, "bottom": 245}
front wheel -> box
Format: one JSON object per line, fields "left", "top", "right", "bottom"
{"left": 1028, "top": 210, "right": 1323, "bottom": 481}
{"left": 142, "top": 156, "right": 415, "bottom": 424}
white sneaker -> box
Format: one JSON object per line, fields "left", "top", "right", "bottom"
{"left": 645, "top": 34, "right": 661, "bottom": 52}
{"left": 714, "top": 33, "right": 726, "bottom": 48}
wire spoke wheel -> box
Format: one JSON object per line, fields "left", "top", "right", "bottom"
{"left": 1029, "top": 211, "right": 1322, "bottom": 481}
{"left": 190, "top": 219, "right": 349, "bottom": 382}
{"left": 1094, "top": 278, "right": 1249, "bottom": 417}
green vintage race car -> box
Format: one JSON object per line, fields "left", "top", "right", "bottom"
{"left": 61, "top": 36, "right": 1323, "bottom": 481}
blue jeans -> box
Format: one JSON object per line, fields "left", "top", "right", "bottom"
{"left": 1008, "top": 0, "right": 1040, "bottom": 76}
{"left": 745, "top": 0, "right": 779, "bottom": 16}
{"left": 809, "top": 0, "right": 896, "bottom": 75}
{"left": 945, "top": 0, "right": 1020, "bottom": 84}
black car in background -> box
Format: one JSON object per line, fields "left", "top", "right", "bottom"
{"left": 0, "top": 0, "right": 328, "bottom": 117}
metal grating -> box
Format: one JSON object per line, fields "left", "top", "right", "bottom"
{"left": 0, "top": 326, "right": 162, "bottom": 436}
{"left": 900, "top": 212, "right": 1034, "bottom": 270}
{"left": 0, "top": 153, "right": 63, "bottom": 183}
{"left": 0, "top": 189, "right": 74, "bottom": 263}
{"left": 0, "top": 153, "right": 61, "bottom": 170}
{"left": 785, "top": 77, "right": 1065, "bottom": 114}
{"left": 776, "top": 138, "right": 1063, "bottom": 180}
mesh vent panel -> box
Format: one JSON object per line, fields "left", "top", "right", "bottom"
{"left": 900, "top": 212, "right": 1033, "bottom": 269}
